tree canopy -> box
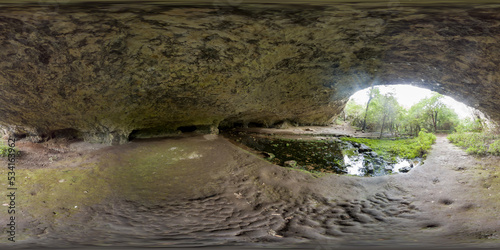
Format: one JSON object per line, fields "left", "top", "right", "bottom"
{"left": 344, "top": 87, "right": 461, "bottom": 136}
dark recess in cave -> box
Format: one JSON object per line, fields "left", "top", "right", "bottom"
{"left": 177, "top": 125, "right": 198, "bottom": 133}
{"left": 49, "top": 128, "right": 80, "bottom": 140}
{"left": 128, "top": 129, "right": 140, "bottom": 141}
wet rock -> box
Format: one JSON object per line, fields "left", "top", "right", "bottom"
{"left": 276, "top": 121, "right": 294, "bottom": 129}
{"left": 284, "top": 160, "right": 298, "bottom": 168}
{"left": 335, "top": 167, "right": 349, "bottom": 174}
{"left": 364, "top": 162, "right": 375, "bottom": 173}
{"left": 358, "top": 143, "right": 373, "bottom": 153}
{"left": 350, "top": 141, "right": 372, "bottom": 152}
{"left": 331, "top": 138, "right": 343, "bottom": 143}
{"left": 82, "top": 130, "right": 131, "bottom": 145}
{"left": 262, "top": 152, "right": 275, "bottom": 160}
{"left": 340, "top": 141, "right": 355, "bottom": 150}
{"left": 399, "top": 166, "right": 412, "bottom": 173}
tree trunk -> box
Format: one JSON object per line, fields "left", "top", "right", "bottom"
{"left": 389, "top": 121, "right": 394, "bottom": 136}
{"left": 379, "top": 115, "right": 387, "bottom": 139}
{"left": 362, "top": 85, "right": 375, "bottom": 132}
{"left": 433, "top": 111, "right": 438, "bottom": 132}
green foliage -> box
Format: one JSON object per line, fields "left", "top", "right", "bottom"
{"left": 344, "top": 100, "right": 364, "bottom": 128}
{"left": 344, "top": 87, "right": 460, "bottom": 136}
{"left": 488, "top": 140, "right": 500, "bottom": 156}
{"left": 345, "top": 88, "right": 405, "bottom": 134}
{"left": 405, "top": 93, "right": 459, "bottom": 134}
{"left": 448, "top": 131, "right": 500, "bottom": 155}
{"left": 333, "top": 116, "right": 345, "bottom": 125}
{"left": 455, "top": 118, "right": 485, "bottom": 133}
{"left": 341, "top": 131, "right": 436, "bottom": 162}
{"left": 0, "top": 146, "right": 7, "bottom": 157}
{"left": 0, "top": 143, "right": 19, "bottom": 157}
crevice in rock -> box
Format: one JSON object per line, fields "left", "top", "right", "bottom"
{"left": 177, "top": 125, "right": 198, "bottom": 133}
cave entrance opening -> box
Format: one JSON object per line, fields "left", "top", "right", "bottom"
{"left": 333, "top": 84, "right": 482, "bottom": 176}
{"left": 222, "top": 84, "right": 486, "bottom": 177}
{"left": 224, "top": 84, "right": 482, "bottom": 177}
{"left": 342, "top": 84, "right": 475, "bottom": 136}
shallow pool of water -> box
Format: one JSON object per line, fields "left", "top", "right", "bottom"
{"left": 225, "top": 132, "right": 422, "bottom": 176}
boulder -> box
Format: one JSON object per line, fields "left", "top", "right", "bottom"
{"left": 284, "top": 160, "right": 298, "bottom": 169}
{"left": 399, "top": 166, "right": 412, "bottom": 173}
{"left": 364, "top": 162, "right": 375, "bottom": 173}
{"left": 262, "top": 152, "right": 275, "bottom": 160}
{"left": 358, "top": 143, "right": 373, "bottom": 153}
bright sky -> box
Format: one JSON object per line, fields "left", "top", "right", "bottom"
{"left": 349, "top": 85, "right": 474, "bottom": 119}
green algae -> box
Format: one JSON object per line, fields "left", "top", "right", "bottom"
{"left": 97, "top": 140, "right": 227, "bottom": 204}
{"left": 341, "top": 131, "right": 436, "bottom": 162}
{"left": 0, "top": 162, "right": 110, "bottom": 222}
{"left": 99, "top": 146, "right": 188, "bottom": 202}
{"left": 228, "top": 133, "right": 347, "bottom": 174}
{"left": 0, "top": 137, "right": 235, "bottom": 244}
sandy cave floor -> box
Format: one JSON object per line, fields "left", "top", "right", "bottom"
{"left": 0, "top": 128, "right": 499, "bottom": 249}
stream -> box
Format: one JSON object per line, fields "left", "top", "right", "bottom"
{"left": 226, "top": 132, "right": 422, "bottom": 177}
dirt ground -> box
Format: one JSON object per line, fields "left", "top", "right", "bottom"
{"left": 0, "top": 128, "right": 499, "bottom": 249}
{"left": 234, "top": 123, "right": 408, "bottom": 139}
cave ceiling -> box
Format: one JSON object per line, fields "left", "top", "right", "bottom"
{"left": 0, "top": 0, "right": 498, "bottom": 143}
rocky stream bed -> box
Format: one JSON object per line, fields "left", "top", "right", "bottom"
{"left": 224, "top": 131, "right": 421, "bottom": 177}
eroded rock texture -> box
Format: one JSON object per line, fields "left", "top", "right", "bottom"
{"left": 0, "top": 2, "right": 498, "bottom": 143}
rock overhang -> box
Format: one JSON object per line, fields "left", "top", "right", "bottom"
{"left": 0, "top": 1, "right": 498, "bottom": 144}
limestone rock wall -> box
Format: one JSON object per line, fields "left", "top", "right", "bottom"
{"left": 0, "top": 2, "right": 498, "bottom": 143}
